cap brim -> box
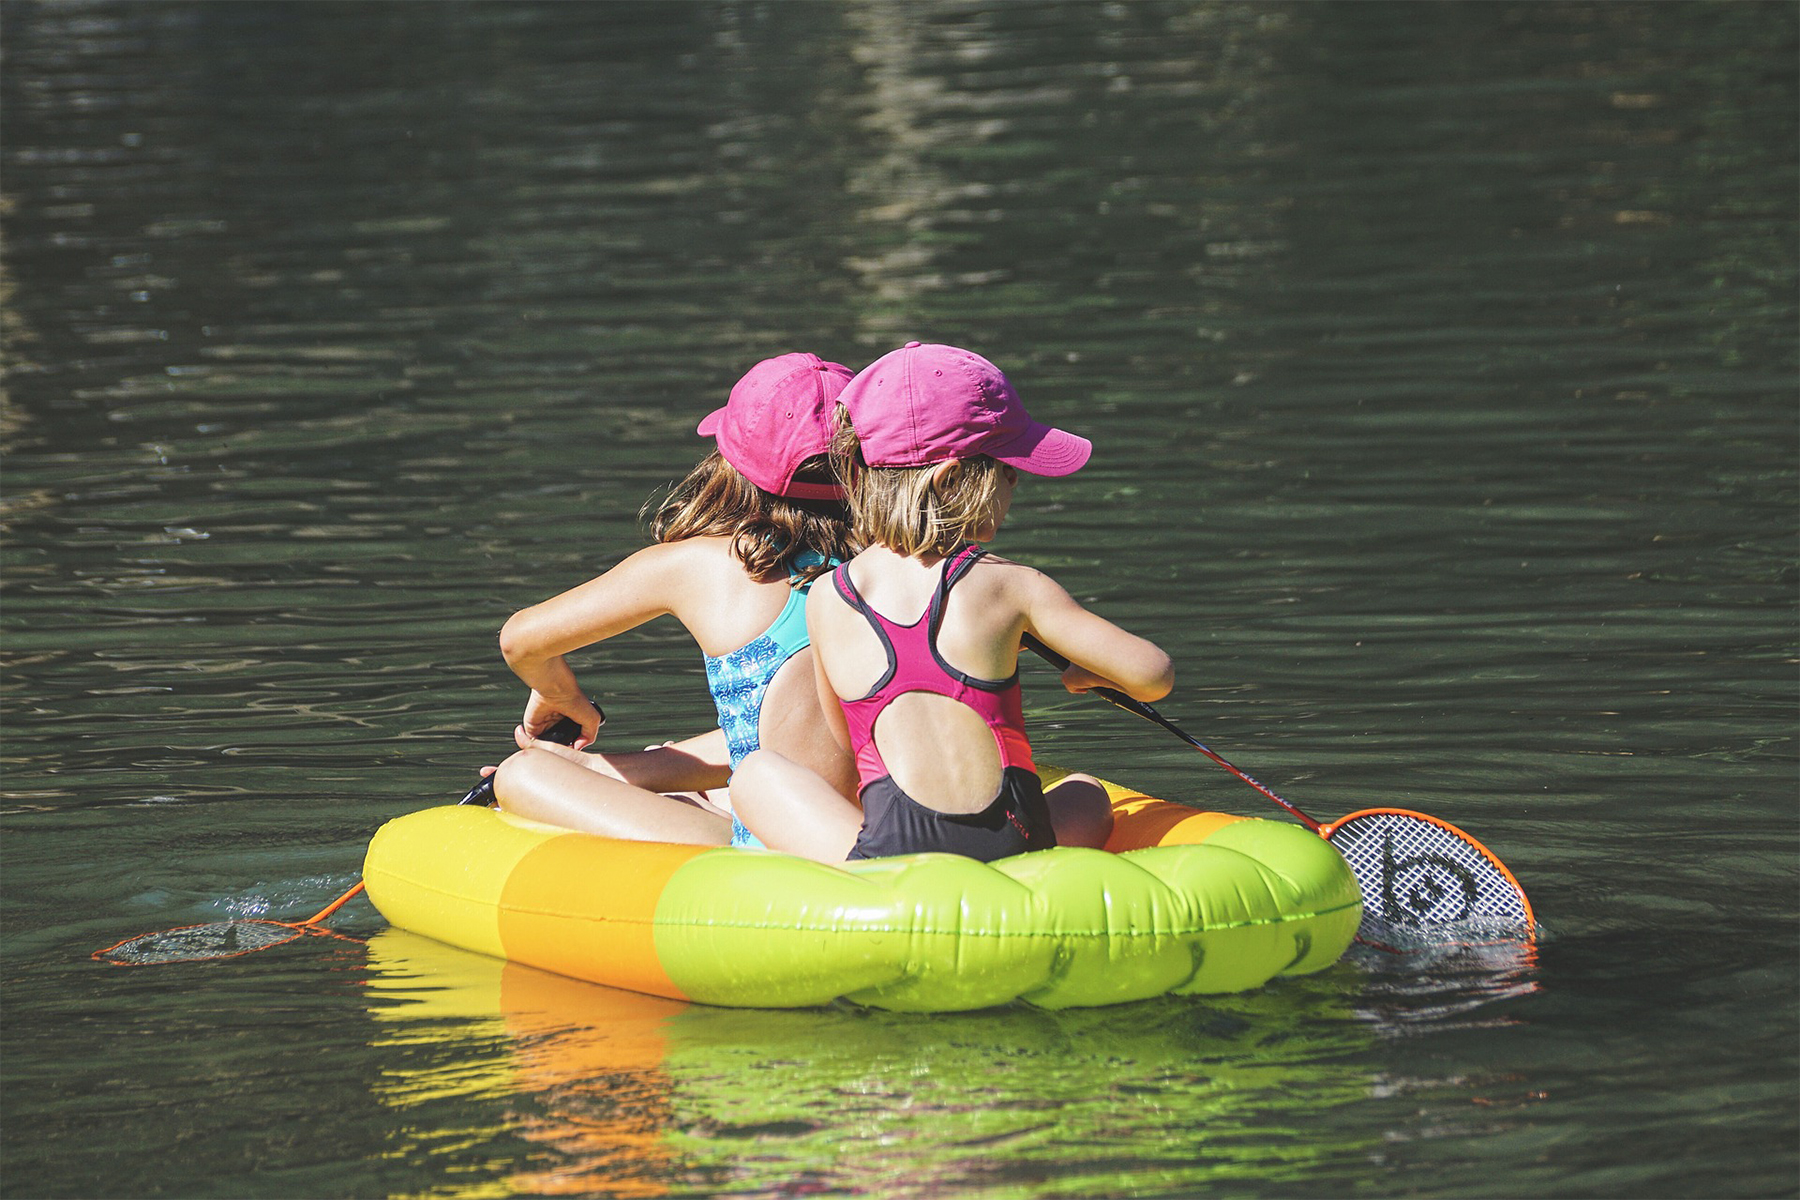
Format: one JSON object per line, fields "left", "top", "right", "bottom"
{"left": 696, "top": 407, "right": 727, "bottom": 437}
{"left": 984, "top": 422, "right": 1091, "bottom": 477}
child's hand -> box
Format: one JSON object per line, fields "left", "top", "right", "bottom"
{"left": 1059, "top": 663, "right": 1122, "bottom": 695}
{"left": 511, "top": 727, "right": 616, "bottom": 782}
{"left": 519, "top": 690, "right": 603, "bottom": 749}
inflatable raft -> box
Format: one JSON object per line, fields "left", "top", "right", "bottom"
{"left": 363, "top": 771, "right": 1361, "bottom": 1012}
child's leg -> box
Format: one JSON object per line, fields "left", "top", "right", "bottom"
{"left": 1044, "top": 772, "right": 1114, "bottom": 849}
{"left": 730, "top": 749, "right": 863, "bottom": 864}
{"left": 512, "top": 729, "right": 732, "bottom": 794}
{"left": 493, "top": 747, "right": 731, "bottom": 845}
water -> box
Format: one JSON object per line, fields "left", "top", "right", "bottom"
{"left": 2, "top": 2, "right": 1793, "bottom": 1196}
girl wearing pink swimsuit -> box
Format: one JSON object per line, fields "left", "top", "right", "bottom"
{"left": 731, "top": 342, "right": 1175, "bottom": 864}
{"left": 831, "top": 542, "right": 1051, "bottom": 859}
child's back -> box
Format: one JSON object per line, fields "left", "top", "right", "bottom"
{"left": 818, "top": 543, "right": 1047, "bottom": 858}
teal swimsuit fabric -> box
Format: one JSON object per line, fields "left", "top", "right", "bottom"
{"left": 703, "top": 552, "right": 831, "bottom": 847}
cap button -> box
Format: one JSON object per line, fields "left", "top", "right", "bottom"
{"left": 904, "top": 341, "right": 922, "bottom": 349}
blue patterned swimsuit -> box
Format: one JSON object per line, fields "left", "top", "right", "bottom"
{"left": 703, "top": 552, "right": 833, "bottom": 847}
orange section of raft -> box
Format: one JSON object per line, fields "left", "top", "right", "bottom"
{"left": 500, "top": 836, "right": 710, "bottom": 1002}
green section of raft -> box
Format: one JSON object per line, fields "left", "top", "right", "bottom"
{"left": 654, "top": 829, "right": 1361, "bottom": 1011}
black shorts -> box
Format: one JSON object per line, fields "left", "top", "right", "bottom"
{"left": 848, "top": 766, "right": 1057, "bottom": 862}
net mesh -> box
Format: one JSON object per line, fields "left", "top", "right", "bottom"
{"left": 95, "top": 920, "right": 307, "bottom": 965}
{"left": 1324, "top": 811, "right": 1531, "bottom": 940}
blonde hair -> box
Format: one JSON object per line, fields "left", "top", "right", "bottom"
{"left": 830, "top": 410, "right": 1006, "bottom": 557}
{"left": 647, "top": 451, "right": 851, "bottom": 584}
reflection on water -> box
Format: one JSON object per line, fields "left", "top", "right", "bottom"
{"left": 3, "top": 1, "right": 1794, "bottom": 1197}
{"left": 1345, "top": 935, "right": 1542, "bottom": 1039}
{"left": 367, "top": 928, "right": 1390, "bottom": 1199}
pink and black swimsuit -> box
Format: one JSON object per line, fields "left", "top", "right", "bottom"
{"left": 831, "top": 545, "right": 1056, "bottom": 861}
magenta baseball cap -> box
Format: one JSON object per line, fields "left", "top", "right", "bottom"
{"left": 837, "top": 342, "right": 1091, "bottom": 476}
{"left": 697, "top": 352, "right": 854, "bottom": 500}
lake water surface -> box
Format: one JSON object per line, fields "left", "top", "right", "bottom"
{"left": 3, "top": 3, "right": 1795, "bottom": 1197}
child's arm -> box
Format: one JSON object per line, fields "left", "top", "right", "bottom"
{"left": 1020, "top": 572, "right": 1173, "bottom": 703}
{"left": 498, "top": 542, "right": 688, "bottom": 746}
{"left": 624, "top": 728, "right": 734, "bottom": 792}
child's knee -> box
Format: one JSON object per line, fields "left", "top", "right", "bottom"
{"left": 732, "top": 748, "right": 787, "bottom": 793}
{"left": 494, "top": 746, "right": 553, "bottom": 793}
{"left": 1048, "top": 773, "right": 1114, "bottom": 849}
{"left": 724, "top": 750, "right": 781, "bottom": 833}
{"left": 734, "top": 748, "right": 768, "bottom": 780}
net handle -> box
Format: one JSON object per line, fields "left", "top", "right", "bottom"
{"left": 1021, "top": 636, "right": 1322, "bottom": 830}
{"left": 458, "top": 705, "right": 595, "bottom": 805}
{"left": 303, "top": 880, "right": 365, "bottom": 925}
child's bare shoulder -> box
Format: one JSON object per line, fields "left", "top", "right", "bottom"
{"left": 966, "top": 552, "right": 1036, "bottom": 579}
{"left": 806, "top": 565, "right": 850, "bottom": 610}
{"left": 965, "top": 553, "right": 1067, "bottom": 600}
{"left": 611, "top": 536, "right": 746, "bottom": 597}
{"left": 608, "top": 535, "right": 695, "bottom": 573}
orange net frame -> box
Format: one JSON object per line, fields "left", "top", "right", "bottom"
{"left": 94, "top": 881, "right": 365, "bottom": 966}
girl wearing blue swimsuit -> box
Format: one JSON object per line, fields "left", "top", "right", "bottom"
{"left": 488, "top": 353, "right": 860, "bottom": 845}
{"left": 703, "top": 549, "right": 833, "bottom": 846}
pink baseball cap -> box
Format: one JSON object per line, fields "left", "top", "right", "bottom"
{"left": 697, "top": 352, "right": 854, "bottom": 500}
{"left": 837, "top": 342, "right": 1091, "bottom": 476}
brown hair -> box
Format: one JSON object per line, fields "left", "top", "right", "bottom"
{"left": 647, "top": 451, "right": 852, "bottom": 584}
{"left": 830, "top": 410, "right": 1005, "bottom": 558}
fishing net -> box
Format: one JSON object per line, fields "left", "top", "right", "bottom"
{"left": 94, "top": 920, "right": 316, "bottom": 965}
{"left": 93, "top": 882, "right": 367, "bottom": 966}
{"left": 1322, "top": 809, "right": 1534, "bottom": 942}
